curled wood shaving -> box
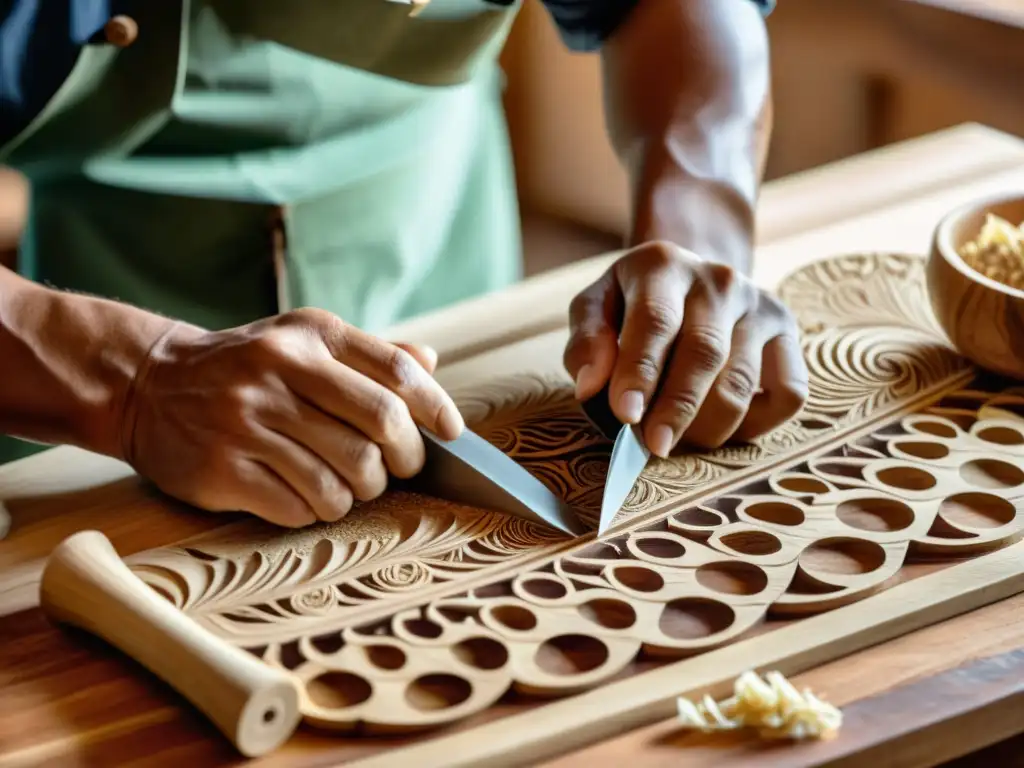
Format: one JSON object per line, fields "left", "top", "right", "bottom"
{"left": 676, "top": 670, "right": 842, "bottom": 741}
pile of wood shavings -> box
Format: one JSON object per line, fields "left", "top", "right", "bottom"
{"left": 676, "top": 670, "right": 842, "bottom": 741}
{"left": 959, "top": 212, "right": 1024, "bottom": 290}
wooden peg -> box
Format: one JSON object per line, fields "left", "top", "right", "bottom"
{"left": 39, "top": 531, "right": 302, "bottom": 758}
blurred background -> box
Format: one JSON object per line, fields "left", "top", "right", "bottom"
{"left": 501, "top": 0, "right": 1024, "bottom": 274}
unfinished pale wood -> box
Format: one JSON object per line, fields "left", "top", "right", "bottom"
{"left": 83, "top": 253, "right": 1020, "bottom": 739}
{"left": 348, "top": 537, "right": 1024, "bottom": 768}
{"left": 928, "top": 193, "right": 1024, "bottom": 380}
{"left": 39, "top": 530, "right": 303, "bottom": 758}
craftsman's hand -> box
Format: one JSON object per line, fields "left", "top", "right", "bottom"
{"left": 564, "top": 241, "right": 808, "bottom": 456}
{"left": 121, "top": 308, "right": 464, "bottom": 527}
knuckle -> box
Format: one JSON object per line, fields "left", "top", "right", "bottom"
{"left": 369, "top": 389, "right": 409, "bottom": 444}
{"left": 249, "top": 332, "right": 292, "bottom": 363}
{"left": 625, "top": 352, "right": 662, "bottom": 387}
{"left": 638, "top": 295, "right": 682, "bottom": 339}
{"left": 701, "top": 262, "right": 739, "bottom": 294}
{"left": 776, "top": 379, "right": 809, "bottom": 417}
{"left": 685, "top": 327, "right": 728, "bottom": 372}
{"left": 383, "top": 347, "right": 418, "bottom": 389}
{"left": 657, "top": 391, "right": 701, "bottom": 423}
{"left": 720, "top": 364, "right": 759, "bottom": 401}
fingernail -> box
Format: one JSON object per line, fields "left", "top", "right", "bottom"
{"left": 574, "top": 364, "right": 601, "bottom": 399}
{"left": 618, "top": 390, "right": 645, "bottom": 423}
{"left": 438, "top": 406, "right": 466, "bottom": 441}
{"left": 419, "top": 344, "right": 438, "bottom": 371}
{"left": 648, "top": 424, "right": 675, "bottom": 458}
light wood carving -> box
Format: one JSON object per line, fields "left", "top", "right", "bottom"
{"left": 82, "top": 253, "right": 1021, "bottom": 735}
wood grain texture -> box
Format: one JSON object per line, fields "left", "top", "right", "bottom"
{"left": 927, "top": 196, "right": 1024, "bottom": 380}
{"left": 4, "top": 126, "right": 1024, "bottom": 767}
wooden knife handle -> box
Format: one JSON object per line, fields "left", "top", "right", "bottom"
{"left": 39, "top": 530, "right": 302, "bottom": 758}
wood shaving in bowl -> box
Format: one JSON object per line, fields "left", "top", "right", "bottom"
{"left": 958, "top": 213, "right": 1024, "bottom": 290}
{"left": 676, "top": 670, "right": 842, "bottom": 741}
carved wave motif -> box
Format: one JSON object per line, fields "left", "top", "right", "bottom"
{"left": 130, "top": 253, "right": 983, "bottom": 681}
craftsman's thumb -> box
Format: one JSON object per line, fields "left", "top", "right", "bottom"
{"left": 395, "top": 342, "right": 438, "bottom": 375}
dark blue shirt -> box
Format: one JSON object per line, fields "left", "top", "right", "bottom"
{"left": 0, "top": 0, "right": 774, "bottom": 146}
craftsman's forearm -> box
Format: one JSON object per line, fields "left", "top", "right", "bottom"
{"left": 0, "top": 266, "right": 174, "bottom": 458}
{"left": 601, "top": 0, "right": 772, "bottom": 272}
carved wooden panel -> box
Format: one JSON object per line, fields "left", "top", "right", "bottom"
{"left": 125, "top": 253, "right": 1024, "bottom": 733}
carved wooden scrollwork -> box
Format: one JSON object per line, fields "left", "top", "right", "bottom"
{"left": 127, "top": 253, "right": 1023, "bottom": 733}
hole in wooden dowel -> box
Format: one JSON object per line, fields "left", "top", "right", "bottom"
{"left": 635, "top": 536, "right": 686, "bottom": 559}
{"left": 363, "top": 645, "right": 406, "bottom": 670}
{"left": 535, "top": 635, "right": 609, "bottom": 675}
{"left": 578, "top": 598, "right": 637, "bottom": 629}
{"left": 405, "top": 674, "right": 472, "bottom": 711}
{"left": 893, "top": 441, "right": 950, "bottom": 460}
{"left": 695, "top": 562, "right": 768, "bottom": 596}
{"left": 454, "top": 637, "right": 509, "bottom": 670}
{"left": 777, "top": 476, "right": 831, "bottom": 495}
{"left": 939, "top": 493, "right": 1016, "bottom": 529}
{"left": 959, "top": 459, "right": 1024, "bottom": 490}
{"left": 262, "top": 708, "right": 277, "bottom": 723}
{"left": 673, "top": 507, "right": 722, "bottom": 527}
{"left": 911, "top": 419, "right": 957, "bottom": 438}
{"left": 658, "top": 598, "right": 735, "bottom": 639}
{"left": 491, "top": 604, "right": 538, "bottom": 631}
{"left": 613, "top": 565, "right": 665, "bottom": 592}
{"left": 306, "top": 672, "right": 373, "bottom": 709}
{"left": 520, "top": 578, "right": 568, "bottom": 600}
{"left": 799, "top": 537, "right": 885, "bottom": 575}
{"left": 719, "top": 530, "right": 782, "bottom": 556}
{"left": 876, "top": 466, "right": 937, "bottom": 491}
{"left": 745, "top": 501, "right": 805, "bottom": 526}
{"left": 976, "top": 426, "right": 1024, "bottom": 446}
{"left": 836, "top": 497, "right": 915, "bottom": 532}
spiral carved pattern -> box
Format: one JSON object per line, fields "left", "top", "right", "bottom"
{"left": 128, "top": 253, "right": 1019, "bottom": 733}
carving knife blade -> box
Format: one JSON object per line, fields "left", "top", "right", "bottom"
{"left": 414, "top": 427, "right": 587, "bottom": 537}
{"left": 581, "top": 385, "right": 652, "bottom": 536}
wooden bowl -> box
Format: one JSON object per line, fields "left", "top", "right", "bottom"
{"left": 927, "top": 194, "right": 1024, "bottom": 380}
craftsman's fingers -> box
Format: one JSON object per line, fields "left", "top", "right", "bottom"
{"left": 264, "top": 397, "right": 389, "bottom": 504}
{"left": 640, "top": 265, "right": 755, "bottom": 456}
{"left": 199, "top": 457, "right": 318, "bottom": 528}
{"left": 608, "top": 244, "right": 690, "bottom": 425}
{"left": 564, "top": 269, "right": 623, "bottom": 401}
{"left": 679, "top": 318, "right": 765, "bottom": 451}
{"left": 394, "top": 342, "right": 439, "bottom": 376}
{"left": 735, "top": 332, "right": 809, "bottom": 442}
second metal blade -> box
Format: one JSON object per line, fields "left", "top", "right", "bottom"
{"left": 598, "top": 423, "right": 650, "bottom": 535}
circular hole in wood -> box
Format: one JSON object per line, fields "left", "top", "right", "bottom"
{"left": 777, "top": 476, "right": 831, "bottom": 495}
{"left": 959, "top": 459, "right": 1024, "bottom": 489}
{"left": 939, "top": 493, "right": 1016, "bottom": 529}
{"left": 719, "top": 530, "right": 782, "bottom": 556}
{"left": 876, "top": 466, "right": 937, "bottom": 491}
{"left": 262, "top": 707, "right": 278, "bottom": 723}
{"left": 403, "top": 618, "right": 444, "bottom": 639}
{"left": 695, "top": 562, "right": 768, "bottom": 596}
{"left": 799, "top": 537, "right": 885, "bottom": 575}
{"left": 579, "top": 598, "right": 637, "bottom": 629}
{"left": 613, "top": 565, "right": 665, "bottom": 592}
{"left": 745, "top": 501, "right": 805, "bottom": 526}
{"left": 491, "top": 604, "right": 538, "bottom": 631}
{"left": 673, "top": 508, "right": 721, "bottom": 526}
{"left": 836, "top": 497, "right": 915, "bottom": 532}
{"left": 306, "top": 672, "right": 373, "bottom": 710}
{"left": 362, "top": 645, "right": 406, "bottom": 671}
{"left": 521, "top": 578, "right": 568, "bottom": 600}
{"left": 893, "top": 441, "right": 950, "bottom": 460}
{"left": 635, "top": 536, "right": 686, "bottom": 559}
{"left": 405, "top": 674, "right": 472, "bottom": 711}
{"left": 453, "top": 637, "right": 509, "bottom": 670}
{"left": 658, "top": 598, "right": 735, "bottom": 639}
{"left": 976, "top": 426, "right": 1024, "bottom": 446}
{"left": 913, "top": 419, "right": 958, "bottom": 438}
{"left": 535, "top": 635, "right": 609, "bottom": 676}
{"left": 310, "top": 632, "right": 344, "bottom": 655}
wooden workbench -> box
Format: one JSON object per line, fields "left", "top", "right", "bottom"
{"left": 2, "top": 123, "right": 1024, "bottom": 767}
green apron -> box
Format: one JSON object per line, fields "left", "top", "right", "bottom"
{"left": 0, "top": 0, "right": 523, "bottom": 464}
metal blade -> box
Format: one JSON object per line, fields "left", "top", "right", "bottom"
{"left": 414, "top": 428, "right": 587, "bottom": 537}
{"left": 598, "top": 423, "right": 650, "bottom": 535}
